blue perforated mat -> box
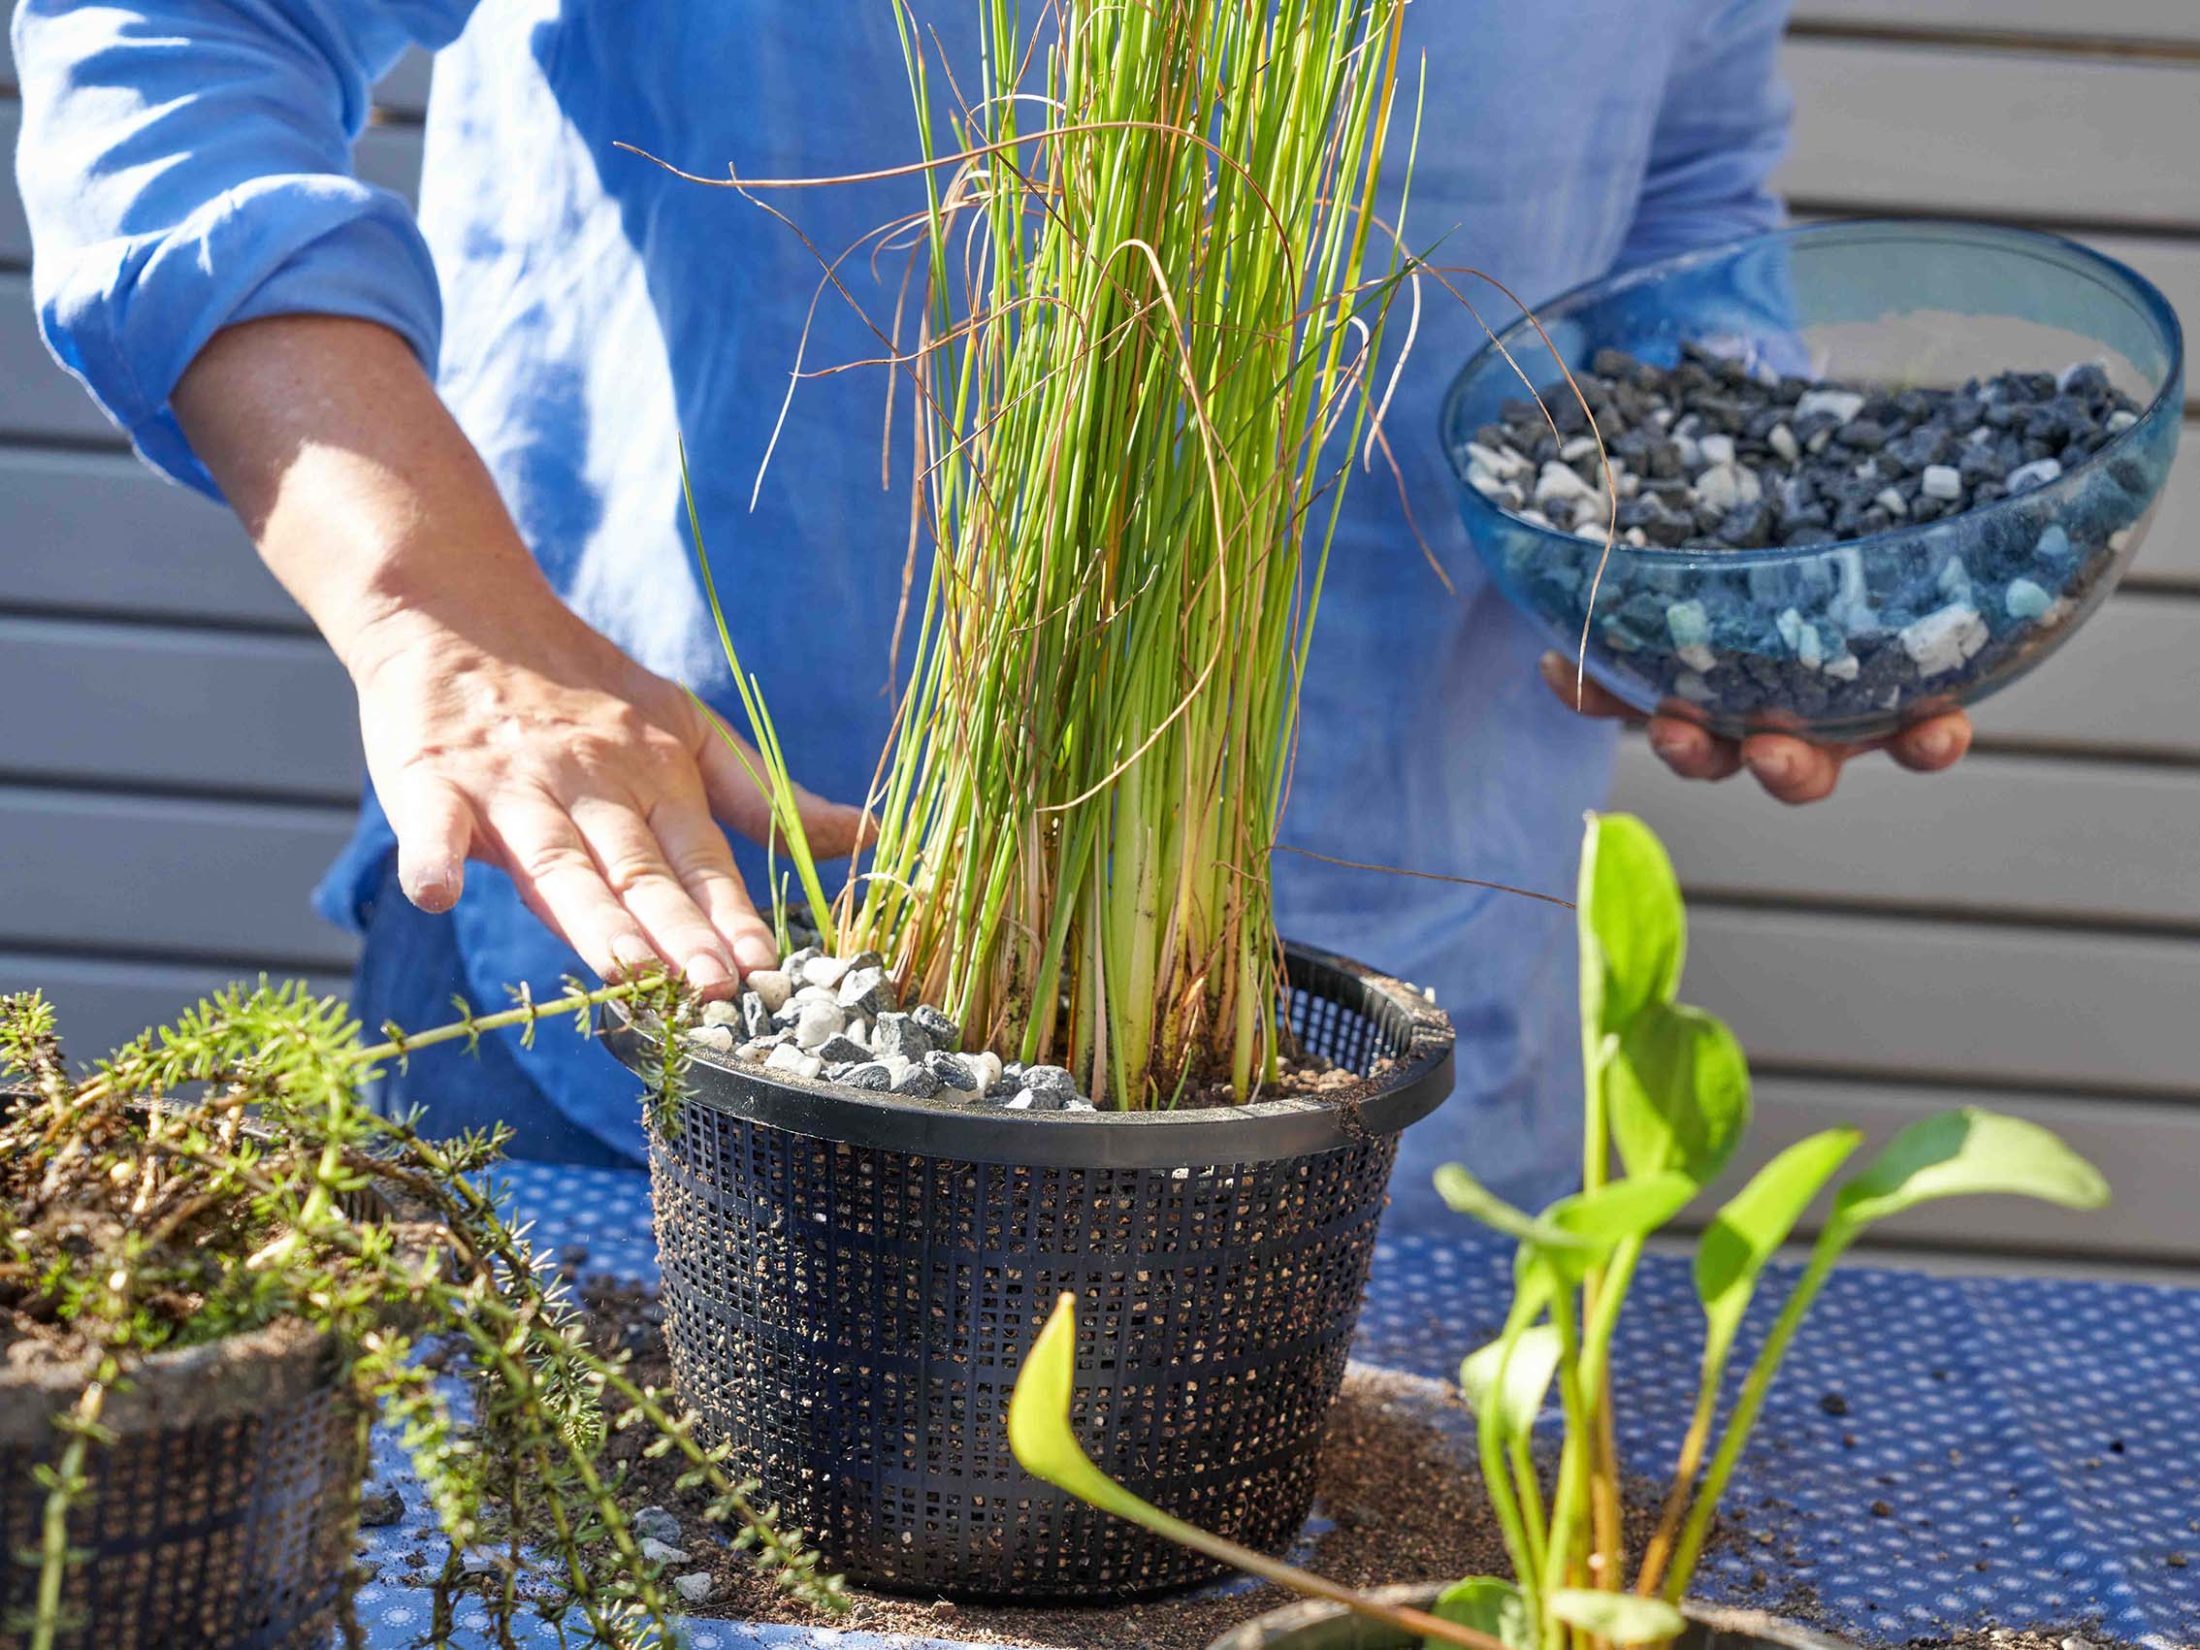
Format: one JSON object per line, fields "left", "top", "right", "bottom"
{"left": 348, "top": 1164, "right": 2200, "bottom": 1649}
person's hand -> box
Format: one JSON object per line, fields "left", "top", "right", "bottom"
{"left": 1538, "top": 652, "right": 1971, "bottom": 804}
{"left": 346, "top": 594, "right": 865, "bottom": 994}
{"left": 173, "top": 313, "right": 865, "bottom": 996}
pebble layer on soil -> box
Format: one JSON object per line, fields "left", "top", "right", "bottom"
{"left": 676, "top": 938, "right": 1100, "bottom": 1112}
{"left": 1458, "top": 344, "right": 2168, "bottom": 735}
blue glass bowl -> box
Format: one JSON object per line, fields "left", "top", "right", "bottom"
{"left": 1440, "top": 221, "right": 2184, "bottom": 742}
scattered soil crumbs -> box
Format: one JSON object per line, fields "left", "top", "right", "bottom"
{"left": 576, "top": 1280, "right": 1693, "bottom": 1650}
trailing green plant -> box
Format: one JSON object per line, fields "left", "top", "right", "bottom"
{"left": 0, "top": 977, "right": 845, "bottom": 1650}
{"left": 660, "top": 0, "right": 1420, "bottom": 1107}
{"left": 1006, "top": 810, "right": 2109, "bottom": 1649}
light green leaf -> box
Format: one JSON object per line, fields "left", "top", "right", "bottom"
{"left": 1528, "top": 1171, "right": 1697, "bottom": 1284}
{"left": 1608, "top": 1001, "right": 1751, "bottom": 1185}
{"left": 1461, "top": 1323, "right": 1560, "bottom": 1441}
{"left": 1578, "top": 812, "right": 1686, "bottom": 1040}
{"left": 1436, "top": 1164, "right": 1597, "bottom": 1254}
{"left": 1694, "top": 1129, "right": 1862, "bottom": 1361}
{"left": 1547, "top": 1171, "right": 1697, "bottom": 1246}
{"left": 1007, "top": 1294, "right": 1117, "bottom": 1509}
{"left": 1833, "top": 1108, "right": 2110, "bottom": 1233}
{"left": 1431, "top": 1578, "right": 1533, "bottom": 1650}
{"left": 1549, "top": 1589, "right": 1686, "bottom": 1646}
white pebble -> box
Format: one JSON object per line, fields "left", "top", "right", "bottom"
{"left": 1797, "top": 623, "right": 1824, "bottom": 671}
{"left": 1938, "top": 555, "right": 1972, "bottom": 598}
{"left": 1919, "top": 465, "right": 1962, "bottom": 501}
{"left": 1573, "top": 521, "right": 1607, "bottom": 541}
{"left": 640, "top": 1537, "right": 691, "bottom": 1566}
{"left": 1767, "top": 423, "right": 1799, "bottom": 463}
{"left": 1775, "top": 607, "right": 1806, "bottom": 653}
{"left": 766, "top": 1043, "right": 824, "bottom": 1080}
{"left": 1823, "top": 653, "right": 1860, "bottom": 682}
{"left": 1517, "top": 508, "right": 1553, "bottom": 529}
{"left": 1465, "top": 440, "right": 1529, "bottom": 478}
{"left": 1697, "top": 433, "right": 1736, "bottom": 467}
{"left": 2005, "top": 578, "right": 2053, "bottom": 620}
{"left": 965, "top": 1051, "right": 1004, "bottom": 1093}
{"left": 1677, "top": 643, "right": 1716, "bottom": 674}
{"left": 700, "top": 1000, "right": 741, "bottom": 1027}
{"left": 1559, "top": 434, "right": 1599, "bottom": 463}
{"left": 1535, "top": 461, "right": 1597, "bottom": 505}
{"left": 2107, "top": 409, "right": 2138, "bottom": 434}
{"left": 1673, "top": 433, "right": 1702, "bottom": 470}
{"left": 744, "top": 969, "right": 792, "bottom": 1013}
{"left": 1673, "top": 671, "right": 1714, "bottom": 704}
{"left": 686, "top": 1025, "right": 735, "bottom": 1054}
{"left": 793, "top": 1004, "right": 843, "bottom": 1049}
{"left": 1694, "top": 464, "right": 1740, "bottom": 515}
{"left": 1873, "top": 486, "right": 1908, "bottom": 518}
{"left": 1666, "top": 600, "right": 1711, "bottom": 650}
{"left": 1899, "top": 603, "right": 1990, "bottom": 676}
{"left": 1795, "top": 388, "right": 1866, "bottom": 424}
{"left": 2006, "top": 457, "right": 2063, "bottom": 494}
{"left": 2035, "top": 524, "right": 2072, "bottom": 560}
{"left": 800, "top": 954, "right": 851, "bottom": 990}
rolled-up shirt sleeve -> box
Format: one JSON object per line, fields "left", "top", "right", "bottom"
{"left": 1618, "top": 0, "right": 1795, "bottom": 271}
{"left": 11, "top": 0, "right": 475, "bottom": 496}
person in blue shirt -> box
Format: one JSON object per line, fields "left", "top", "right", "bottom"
{"left": 12, "top": 1, "right": 1969, "bottom": 1222}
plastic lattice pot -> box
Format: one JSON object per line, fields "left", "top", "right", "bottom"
{"left": 603, "top": 940, "right": 1456, "bottom": 1601}
{"left": 0, "top": 1319, "right": 361, "bottom": 1650}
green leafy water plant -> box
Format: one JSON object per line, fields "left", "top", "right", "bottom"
{"left": 653, "top": 0, "right": 1420, "bottom": 1107}
{"left": 0, "top": 979, "right": 843, "bottom": 1649}
{"left": 1006, "top": 811, "right": 2108, "bottom": 1647}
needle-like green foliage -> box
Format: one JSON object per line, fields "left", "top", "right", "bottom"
{"left": 1004, "top": 812, "right": 2110, "bottom": 1648}
{"left": 688, "top": 0, "right": 1418, "bottom": 1107}
{"left": 0, "top": 979, "right": 844, "bottom": 1649}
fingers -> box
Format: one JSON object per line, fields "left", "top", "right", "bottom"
{"left": 1538, "top": 652, "right": 1642, "bottom": 723}
{"left": 486, "top": 795, "right": 659, "bottom": 987}
{"left": 1645, "top": 719, "right": 1744, "bottom": 783}
{"left": 567, "top": 795, "right": 742, "bottom": 995}
{"left": 694, "top": 706, "right": 872, "bottom": 859}
{"left": 388, "top": 772, "right": 475, "bottom": 913}
{"left": 1739, "top": 734, "right": 1847, "bottom": 805}
{"left": 645, "top": 794, "right": 781, "bottom": 977}
{"left": 1886, "top": 711, "right": 1972, "bottom": 774}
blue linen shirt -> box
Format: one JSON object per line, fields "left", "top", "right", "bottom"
{"left": 14, "top": 0, "right": 1791, "bottom": 1220}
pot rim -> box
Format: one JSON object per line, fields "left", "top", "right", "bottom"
{"left": 1204, "top": 1582, "right": 1859, "bottom": 1650}
{"left": 604, "top": 938, "right": 1456, "bottom": 1169}
{"left": 0, "top": 1316, "right": 336, "bottom": 1446}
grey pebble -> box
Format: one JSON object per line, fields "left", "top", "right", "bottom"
{"left": 926, "top": 1049, "right": 978, "bottom": 1090}
{"left": 357, "top": 1482, "right": 404, "bottom": 1527}
{"left": 640, "top": 1536, "right": 691, "bottom": 1566}
{"left": 910, "top": 1004, "right": 961, "bottom": 1049}
{"left": 870, "top": 1012, "right": 932, "bottom": 1063}
{"left": 815, "top": 1032, "right": 870, "bottom": 1064}
{"left": 675, "top": 1572, "right": 718, "bottom": 1605}
{"left": 634, "top": 1506, "right": 683, "bottom": 1545}
{"left": 840, "top": 1062, "right": 893, "bottom": 1091}
{"left": 891, "top": 1063, "right": 943, "bottom": 1099}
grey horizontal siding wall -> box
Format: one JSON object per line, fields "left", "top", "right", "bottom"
{"left": 2, "top": 19, "right": 2196, "bottom": 1273}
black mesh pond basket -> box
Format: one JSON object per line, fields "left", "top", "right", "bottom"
{"left": 606, "top": 940, "right": 1455, "bottom": 1601}
{"left": 0, "top": 1319, "right": 359, "bottom": 1650}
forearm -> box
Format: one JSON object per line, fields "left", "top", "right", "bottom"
{"left": 172, "top": 314, "right": 556, "bottom": 677}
